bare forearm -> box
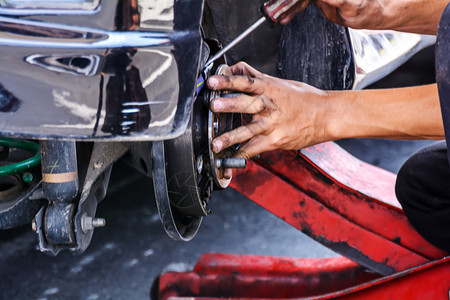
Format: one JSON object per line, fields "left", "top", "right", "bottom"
{"left": 311, "top": 0, "right": 448, "bottom": 35}
{"left": 326, "top": 84, "right": 444, "bottom": 141}
{"left": 207, "top": 63, "right": 444, "bottom": 159}
{"left": 381, "top": 0, "right": 449, "bottom": 34}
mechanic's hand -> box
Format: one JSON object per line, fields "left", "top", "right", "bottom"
{"left": 313, "top": 0, "right": 385, "bottom": 29}
{"left": 278, "top": 0, "right": 385, "bottom": 28}
{"left": 207, "top": 62, "right": 331, "bottom": 160}
{"left": 277, "top": 0, "right": 445, "bottom": 35}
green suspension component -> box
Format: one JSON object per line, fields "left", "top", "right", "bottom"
{"left": 0, "top": 138, "right": 41, "bottom": 177}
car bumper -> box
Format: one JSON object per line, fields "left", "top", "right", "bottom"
{"left": 0, "top": 0, "right": 204, "bottom": 141}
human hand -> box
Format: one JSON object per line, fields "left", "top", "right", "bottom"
{"left": 207, "top": 62, "right": 331, "bottom": 160}
{"left": 270, "top": 0, "right": 385, "bottom": 28}
{"left": 313, "top": 0, "right": 385, "bottom": 30}
{"left": 274, "top": 0, "right": 445, "bottom": 35}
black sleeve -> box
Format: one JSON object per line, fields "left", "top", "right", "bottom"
{"left": 436, "top": 3, "right": 450, "bottom": 166}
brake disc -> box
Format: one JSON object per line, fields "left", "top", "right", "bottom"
{"left": 152, "top": 41, "right": 242, "bottom": 241}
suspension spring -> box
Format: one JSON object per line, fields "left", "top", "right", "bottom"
{"left": 0, "top": 137, "right": 41, "bottom": 177}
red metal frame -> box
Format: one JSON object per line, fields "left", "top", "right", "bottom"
{"left": 159, "top": 254, "right": 449, "bottom": 300}
{"left": 158, "top": 142, "right": 449, "bottom": 299}
{"left": 231, "top": 143, "right": 446, "bottom": 273}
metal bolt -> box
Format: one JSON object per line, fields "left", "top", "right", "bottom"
{"left": 92, "top": 218, "right": 106, "bottom": 227}
{"left": 216, "top": 158, "right": 247, "bottom": 169}
{"left": 81, "top": 213, "right": 106, "bottom": 233}
{"left": 22, "top": 172, "right": 34, "bottom": 183}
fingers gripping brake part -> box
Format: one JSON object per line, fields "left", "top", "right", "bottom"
{"left": 208, "top": 65, "right": 246, "bottom": 189}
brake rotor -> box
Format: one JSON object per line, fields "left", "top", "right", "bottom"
{"left": 152, "top": 40, "right": 242, "bottom": 241}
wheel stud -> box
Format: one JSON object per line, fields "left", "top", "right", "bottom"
{"left": 216, "top": 158, "right": 247, "bottom": 169}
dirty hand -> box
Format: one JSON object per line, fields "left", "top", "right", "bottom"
{"left": 279, "top": 0, "right": 446, "bottom": 35}
{"left": 273, "top": 0, "right": 384, "bottom": 27}
{"left": 312, "top": 0, "right": 386, "bottom": 29}
{"left": 207, "top": 62, "right": 331, "bottom": 160}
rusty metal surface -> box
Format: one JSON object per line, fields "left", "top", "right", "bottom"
{"left": 158, "top": 253, "right": 380, "bottom": 299}
{"left": 258, "top": 145, "right": 446, "bottom": 260}
{"left": 229, "top": 145, "right": 446, "bottom": 274}
{"left": 230, "top": 159, "right": 428, "bottom": 275}
{"left": 159, "top": 254, "right": 450, "bottom": 300}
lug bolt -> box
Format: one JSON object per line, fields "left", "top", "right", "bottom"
{"left": 81, "top": 213, "right": 106, "bottom": 233}
{"left": 216, "top": 158, "right": 247, "bottom": 169}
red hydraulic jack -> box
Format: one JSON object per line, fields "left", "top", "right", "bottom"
{"left": 158, "top": 142, "right": 450, "bottom": 300}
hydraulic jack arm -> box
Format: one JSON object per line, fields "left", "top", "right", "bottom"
{"left": 157, "top": 142, "right": 449, "bottom": 300}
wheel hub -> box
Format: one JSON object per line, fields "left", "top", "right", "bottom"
{"left": 152, "top": 41, "right": 243, "bottom": 241}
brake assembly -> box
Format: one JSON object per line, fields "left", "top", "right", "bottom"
{"left": 152, "top": 39, "right": 244, "bottom": 241}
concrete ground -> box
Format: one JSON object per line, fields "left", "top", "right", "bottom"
{"left": 0, "top": 46, "right": 437, "bottom": 299}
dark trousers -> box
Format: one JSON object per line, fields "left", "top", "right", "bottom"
{"left": 395, "top": 141, "right": 450, "bottom": 253}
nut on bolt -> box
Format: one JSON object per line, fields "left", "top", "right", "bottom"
{"left": 81, "top": 213, "right": 106, "bottom": 233}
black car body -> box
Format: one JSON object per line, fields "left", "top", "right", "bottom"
{"left": 0, "top": 0, "right": 203, "bottom": 140}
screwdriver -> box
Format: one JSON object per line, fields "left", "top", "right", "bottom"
{"left": 205, "top": 0, "right": 301, "bottom": 67}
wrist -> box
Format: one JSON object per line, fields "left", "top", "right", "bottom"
{"left": 321, "top": 91, "right": 353, "bottom": 142}
{"left": 378, "top": 0, "right": 447, "bottom": 34}
{"left": 377, "top": 1, "right": 400, "bottom": 30}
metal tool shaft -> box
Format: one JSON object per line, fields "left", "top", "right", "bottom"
{"left": 205, "top": 17, "right": 266, "bottom": 67}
